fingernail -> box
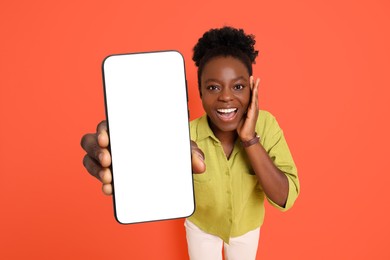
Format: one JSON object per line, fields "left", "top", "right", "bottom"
{"left": 99, "top": 153, "right": 104, "bottom": 162}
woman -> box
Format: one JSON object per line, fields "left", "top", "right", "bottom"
{"left": 81, "top": 26, "right": 300, "bottom": 260}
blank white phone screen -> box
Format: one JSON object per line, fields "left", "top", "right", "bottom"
{"left": 102, "top": 51, "right": 194, "bottom": 224}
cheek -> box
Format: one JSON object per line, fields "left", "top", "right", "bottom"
{"left": 237, "top": 92, "right": 251, "bottom": 108}
{"left": 200, "top": 96, "right": 212, "bottom": 111}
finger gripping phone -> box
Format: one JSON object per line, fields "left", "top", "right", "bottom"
{"left": 102, "top": 51, "right": 194, "bottom": 224}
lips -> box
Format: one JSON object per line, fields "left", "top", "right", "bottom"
{"left": 216, "top": 108, "right": 238, "bottom": 121}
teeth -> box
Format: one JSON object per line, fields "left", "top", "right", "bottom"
{"left": 217, "top": 108, "right": 237, "bottom": 114}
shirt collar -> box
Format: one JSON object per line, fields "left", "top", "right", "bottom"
{"left": 196, "top": 114, "right": 244, "bottom": 159}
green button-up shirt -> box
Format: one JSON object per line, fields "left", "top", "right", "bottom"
{"left": 188, "top": 110, "right": 300, "bottom": 243}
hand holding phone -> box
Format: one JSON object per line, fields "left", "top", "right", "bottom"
{"left": 102, "top": 51, "right": 195, "bottom": 224}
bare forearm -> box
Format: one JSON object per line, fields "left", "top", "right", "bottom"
{"left": 244, "top": 143, "right": 289, "bottom": 207}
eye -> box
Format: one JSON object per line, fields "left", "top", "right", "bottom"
{"left": 233, "top": 84, "right": 245, "bottom": 90}
{"left": 206, "top": 85, "right": 220, "bottom": 91}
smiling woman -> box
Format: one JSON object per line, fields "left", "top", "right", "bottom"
{"left": 81, "top": 26, "right": 300, "bottom": 260}
{"left": 185, "top": 27, "right": 299, "bottom": 260}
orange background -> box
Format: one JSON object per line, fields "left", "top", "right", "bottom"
{"left": 1, "top": 0, "right": 389, "bottom": 259}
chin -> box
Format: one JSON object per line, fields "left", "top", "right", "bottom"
{"left": 219, "top": 122, "right": 239, "bottom": 132}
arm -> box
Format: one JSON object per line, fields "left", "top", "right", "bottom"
{"left": 237, "top": 76, "right": 295, "bottom": 208}
{"left": 243, "top": 141, "right": 289, "bottom": 207}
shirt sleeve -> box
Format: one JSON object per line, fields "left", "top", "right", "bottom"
{"left": 260, "top": 113, "right": 300, "bottom": 211}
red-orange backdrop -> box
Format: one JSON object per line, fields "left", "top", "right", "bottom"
{"left": 1, "top": 0, "right": 389, "bottom": 259}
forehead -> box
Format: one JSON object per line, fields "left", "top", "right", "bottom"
{"left": 201, "top": 56, "right": 249, "bottom": 81}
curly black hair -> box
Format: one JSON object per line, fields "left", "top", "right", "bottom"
{"left": 192, "top": 26, "right": 259, "bottom": 92}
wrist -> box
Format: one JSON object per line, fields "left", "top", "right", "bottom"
{"left": 239, "top": 131, "right": 256, "bottom": 142}
{"left": 240, "top": 132, "right": 260, "bottom": 148}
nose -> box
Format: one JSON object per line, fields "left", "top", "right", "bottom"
{"left": 218, "top": 87, "right": 234, "bottom": 102}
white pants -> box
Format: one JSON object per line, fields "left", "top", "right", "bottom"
{"left": 185, "top": 219, "right": 260, "bottom": 260}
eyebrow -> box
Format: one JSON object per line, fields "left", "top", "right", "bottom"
{"left": 204, "top": 76, "right": 248, "bottom": 84}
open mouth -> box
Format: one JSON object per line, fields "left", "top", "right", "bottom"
{"left": 216, "top": 108, "right": 238, "bottom": 121}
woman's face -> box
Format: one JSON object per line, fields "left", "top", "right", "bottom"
{"left": 200, "top": 56, "right": 251, "bottom": 134}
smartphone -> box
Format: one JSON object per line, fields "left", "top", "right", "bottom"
{"left": 102, "top": 51, "right": 194, "bottom": 224}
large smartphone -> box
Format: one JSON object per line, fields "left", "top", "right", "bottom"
{"left": 102, "top": 51, "right": 194, "bottom": 224}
